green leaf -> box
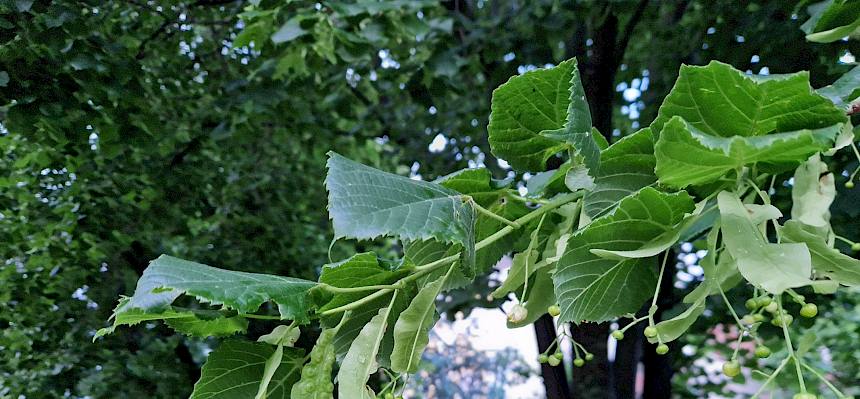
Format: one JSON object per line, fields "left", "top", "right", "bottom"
{"left": 316, "top": 252, "right": 410, "bottom": 311}
{"left": 651, "top": 61, "right": 846, "bottom": 137}
{"left": 791, "top": 154, "right": 835, "bottom": 229}
{"left": 554, "top": 188, "right": 695, "bottom": 322}
{"left": 583, "top": 128, "right": 657, "bottom": 217}
{"left": 325, "top": 152, "right": 477, "bottom": 277}
{"left": 290, "top": 323, "right": 342, "bottom": 399}
{"left": 781, "top": 220, "right": 860, "bottom": 286}
{"left": 96, "top": 301, "right": 247, "bottom": 339}
{"left": 802, "top": 0, "right": 860, "bottom": 42}
{"left": 655, "top": 116, "right": 842, "bottom": 188}
{"left": 116, "top": 255, "right": 316, "bottom": 323}
{"left": 817, "top": 65, "right": 860, "bottom": 108}
{"left": 336, "top": 298, "right": 396, "bottom": 398}
{"left": 718, "top": 191, "right": 812, "bottom": 294}
{"left": 271, "top": 17, "right": 308, "bottom": 44}
{"left": 487, "top": 59, "right": 578, "bottom": 171}
{"left": 190, "top": 340, "right": 304, "bottom": 399}
{"left": 166, "top": 316, "right": 249, "bottom": 338}
{"left": 391, "top": 268, "right": 452, "bottom": 372}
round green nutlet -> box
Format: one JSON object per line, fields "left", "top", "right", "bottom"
{"left": 800, "top": 303, "right": 818, "bottom": 318}
{"left": 793, "top": 393, "right": 817, "bottom": 399}
{"left": 771, "top": 314, "right": 794, "bottom": 326}
{"left": 538, "top": 354, "right": 548, "bottom": 363}
{"left": 754, "top": 345, "right": 771, "bottom": 358}
{"left": 757, "top": 297, "right": 772, "bottom": 308}
{"left": 585, "top": 353, "right": 594, "bottom": 361}
{"left": 846, "top": 181, "right": 855, "bottom": 189}
{"left": 722, "top": 360, "right": 741, "bottom": 377}
{"left": 753, "top": 313, "right": 766, "bottom": 322}
{"left": 745, "top": 298, "right": 758, "bottom": 311}
{"left": 611, "top": 330, "right": 624, "bottom": 340}
{"left": 547, "top": 304, "right": 561, "bottom": 317}
{"left": 656, "top": 344, "right": 669, "bottom": 355}
{"left": 852, "top": 242, "right": 860, "bottom": 252}
{"left": 644, "top": 326, "right": 658, "bottom": 338}
{"left": 574, "top": 358, "right": 585, "bottom": 367}
{"left": 764, "top": 302, "right": 779, "bottom": 313}
{"left": 385, "top": 393, "right": 395, "bottom": 399}
{"left": 547, "top": 356, "right": 561, "bottom": 367}
{"left": 554, "top": 352, "right": 564, "bottom": 360}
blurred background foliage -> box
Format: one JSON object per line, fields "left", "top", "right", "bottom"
{"left": 1, "top": 0, "right": 858, "bottom": 398}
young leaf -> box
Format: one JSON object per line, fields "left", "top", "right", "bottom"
{"left": 651, "top": 61, "right": 846, "bottom": 137}
{"left": 316, "top": 252, "right": 410, "bottom": 311}
{"left": 554, "top": 188, "right": 695, "bottom": 323}
{"left": 390, "top": 267, "right": 453, "bottom": 373}
{"left": 115, "top": 255, "right": 316, "bottom": 323}
{"left": 325, "top": 152, "right": 477, "bottom": 277}
{"left": 487, "top": 58, "right": 578, "bottom": 171}
{"left": 190, "top": 340, "right": 304, "bottom": 399}
{"left": 655, "top": 117, "right": 842, "bottom": 188}
{"left": 290, "top": 316, "right": 348, "bottom": 399}
{"left": 583, "top": 128, "right": 657, "bottom": 217}
{"left": 791, "top": 153, "right": 835, "bottom": 229}
{"left": 718, "top": 191, "right": 812, "bottom": 294}
{"left": 781, "top": 220, "right": 860, "bottom": 286}
{"left": 336, "top": 298, "right": 396, "bottom": 399}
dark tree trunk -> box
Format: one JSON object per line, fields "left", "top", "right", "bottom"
{"left": 568, "top": 322, "right": 610, "bottom": 398}
{"left": 534, "top": 314, "right": 572, "bottom": 399}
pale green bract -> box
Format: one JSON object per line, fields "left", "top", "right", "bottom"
{"left": 781, "top": 220, "right": 860, "bottom": 286}
{"left": 190, "top": 340, "right": 304, "bottom": 399}
{"left": 325, "top": 152, "right": 477, "bottom": 277}
{"left": 337, "top": 299, "right": 396, "bottom": 399}
{"left": 110, "top": 255, "right": 317, "bottom": 323}
{"left": 390, "top": 270, "right": 451, "bottom": 373}
{"left": 791, "top": 153, "right": 836, "bottom": 229}
{"left": 801, "top": 0, "right": 860, "bottom": 43}
{"left": 554, "top": 187, "right": 695, "bottom": 323}
{"left": 718, "top": 191, "right": 812, "bottom": 294}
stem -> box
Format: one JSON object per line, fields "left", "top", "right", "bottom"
{"left": 317, "top": 192, "right": 580, "bottom": 316}
{"left": 750, "top": 357, "right": 791, "bottom": 399}
{"left": 717, "top": 282, "right": 744, "bottom": 328}
{"left": 802, "top": 363, "right": 847, "bottom": 399}
{"left": 242, "top": 314, "right": 284, "bottom": 320}
{"left": 834, "top": 234, "right": 856, "bottom": 245}
{"left": 648, "top": 252, "right": 670, "bottom": 324}
{"left": 471, "top": 198, "right": 520, "bottom": 228}
{"left": 777, "top": 296, "right": 806, "bottom": 392}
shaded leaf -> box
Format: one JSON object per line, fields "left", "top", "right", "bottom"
{"left": 583, "top": 128, "right": 657, "bottom": 217}
{"left": 190, "top": 340, "right": 304, "bottom": 399}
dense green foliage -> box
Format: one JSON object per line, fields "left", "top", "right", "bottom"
{"left": 3, "top": 1, "right": 860, "bottom": 398}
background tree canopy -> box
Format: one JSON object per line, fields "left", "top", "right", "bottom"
{"left": 1, "top": 0, "right": 857, "bottom": 398}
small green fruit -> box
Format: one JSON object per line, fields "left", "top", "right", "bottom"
{"left": 644, "top": 326, "right": 658, "bottom": 338}
{"left": 547, "top": 305, "right": 561, "bottom": 317}
{"left": 611, "top": 330, "right": 624, "bottom": 340}
{"left": 554, "top": 352, "right": 564, "bottom": 360}
{"left": 757, "top": 297, "right": 772, "bottom": 307}
{"left": 754, "top": 345, "right": 771, "bottom": 358}
{"left": 846, "top": 181, "right": 855, "bottom": 189}
{"left": 385, "top": 393, "right": 394, "bottom": 399}
{"left": 547, "top": 356, "right": 561, "bottom": 367}
{"left": 585, "top": 353, "right": 594, "bottom": 361}
{"left": 793, "top": 393, "right": 817, "bottom": 399}
{"left": 745, "top": 298, "right": 758, "bottom": 311}
{"left": 772, "top": 314, "right": 794, "bottom": 326}
{"left": 538, "top": 354, "right": 548, "bottom": 363}
{"left": 742, "top": 315, "right": 756, "bottom": 325}
{"left": 722, "top": 360, "right": 741, "bottom": 377}
{"left": 852, "top": 242, "right": 860, "bottom": 252}
{"left": 800, "top": 303, "right": 818, "bottom": 318}
{"left": 656, "top": 344, "right": 669, "bottom": 355}
{"left": 753, "top": 314, "right": 766, "bottom": 322}
{"left": 574, "top": 358, "right": 585, "bottom": 367}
